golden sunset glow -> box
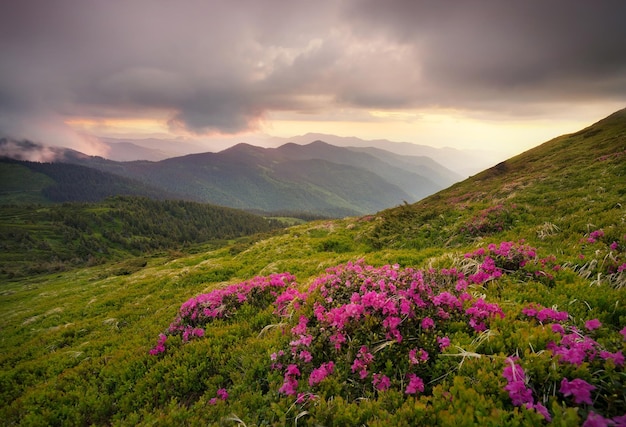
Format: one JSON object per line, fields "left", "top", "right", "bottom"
{"left": 64, "top": 117, "right": 172, "bottom": 137}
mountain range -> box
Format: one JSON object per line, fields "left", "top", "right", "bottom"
{"left": 1, "top": 139, "right": 461, "bottom": 216}
{"left": 99, "top": 133, "right": 501, "bottom": 176}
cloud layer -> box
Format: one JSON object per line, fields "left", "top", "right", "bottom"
{"left": 1, "top": 0, "right": 625, "bottom": 149}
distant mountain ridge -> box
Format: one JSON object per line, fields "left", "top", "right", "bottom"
{"left": 71, "top": 141, "right": 460, "bottom": 216}
{"left": 1, "top": 138, "right": 460, "bottom": 216}
{"left": 99, "top": 133, "right": 499, "bottom": 176}
{"left": 267, "top": 132, "right": 504, "bottom": 176}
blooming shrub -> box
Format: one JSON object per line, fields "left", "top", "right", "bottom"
{"left": 461, "top": 240, "right": 558, "bottom": 285}
{"left": 268, "top": 260, "right": 505, "bottom": 399}
{"left": 508, "top": 303, "right": 626, "bottom": 423}
{"left": 460, "top": 203, "right": 519, "bottom": 237}
{"left": 570, "top": 229, "right": 626, "bottom": 288}
{"left": 150, "top": 272, "right": 297, "bottom": 353}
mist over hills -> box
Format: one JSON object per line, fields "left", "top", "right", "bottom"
{"left": 1, "top": 138, "right": 460, "bottom": 216}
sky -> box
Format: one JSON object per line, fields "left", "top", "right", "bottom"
{"left": 1, "top": 0, "right": 626, "bottom": 159}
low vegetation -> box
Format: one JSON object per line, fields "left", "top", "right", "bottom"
{"left": 1, "top": 109, "right": 625, "bottom": 425}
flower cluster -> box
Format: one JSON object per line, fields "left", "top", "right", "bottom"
{"left": 596, "top": 149, "right": 626, "bottom": 162}
{"left": 149, "top": 333, "right": 167, "bottom": 355}
{"left": 521, "top": 303, "right": 569, "bottom": 324}
{"left": 270, "top": 260, "right": 505, "bottom": 399}
{"left": 504, "top": 303, "right": 626, "bottom": 423}
{"left": 574, "top": 230, "right": 626, "bottom": 288}
{"left": 502, "top": 357, "right": 551, "bottom": 421}
{"left": 547, "top": 325, "right": 624, "bottom": 368}
{"left": 460, "top": 203, "right": 518, "bottom": 237}
{"left": 150, "top": 272, "right": 297, "bottom": 352}
{"left": 208, "top": 388, "right": 228, "bottom": 405}
{"left": 560, "top": 378, "right": 595, "bottom": 405}
{"left": 463, "top": 241, "right": 558, "bottom": 284}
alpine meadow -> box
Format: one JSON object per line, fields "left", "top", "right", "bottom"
{"left": 1, "top": 109, "right": 626, "bottom": 426}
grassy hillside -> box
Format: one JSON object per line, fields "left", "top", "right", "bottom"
{"left": 1, "top": 110, "right": 625, "bottom": 426}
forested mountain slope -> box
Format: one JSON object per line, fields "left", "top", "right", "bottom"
{"left": 0, "top": 158, "right": 174, "bottom": 204}
{"left": 0, "top": 196, "right": 281, "bottom": 278}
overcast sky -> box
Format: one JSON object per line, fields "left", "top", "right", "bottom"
{"left": 1, "top": 0, "right": 625, "bottom": 157}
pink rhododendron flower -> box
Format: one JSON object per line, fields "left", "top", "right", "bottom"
{"left": 149, "top": 333, "right": 168, "bottom": 355}
{"left": 285, "top": 364, "right": 301, "bottom": 377}
{"left": 504, "top": 380, "right": 533, "bottom": 406}
{"left": 372, "top": 373, "right": 391, "bottom": 391}
{"left": 270, "top": 350, "right": 285, "bottom": 361}
{"left": 432, "top": 292, "right": 461, "bottom": 310}
{"left": 585, "top": 318, "right": 602, "bottom": 331}
{"left": 279, "top": 364, "right": 302, "bottom": 395}
{"left": 309, "top": 361, "right": 335, "bottom": 386}
{"left": 600, "top": 350, "right": 624, "bottom": 367}
{"left": 502, "top": 358, "right": 525, "bottom": 382}
{"left": 583, "top": 411, "right": 611, "bottom": 427}
{"left": 612, "top": 415, "right": 626, "bottom": 426}
{"left": 621, "top": 326, "right": 626, "bottom": 341}
{"left": 298, "top": 350, "right": 313, "bottom": 363}
{"left": 291, "top": 316, "right": 309, "bottom": 335}
{"left": 536, "top": 307, "right": 568, "bottom": 323}
{"left": 551, "top": 323, "right": 566, "bottom": 335}
{"left": 437, "top": 336, "right": 451, "bottom": 350}
{"left": 610, "top": 241, "right": 619, "bottom": 251}
{"left": 548, "top": 332, "right": 599, "bottom": 366}
{"left": 560, "top": 378, "right": 595, "bottom": 405}
{"left": 420, "top": 316, "right": 435, "bottom": 330}
{"left": 399, "top": 299, "right": 413, "bottom": 316}
{"left": 383, "top": 315, "right": 402, "bottom": 330}
{"left": 590, "top": 229, "right": 605, "bottom": 240}
{"left": 279, "top": 376, "right": 298, "bottom": 395}
{"left": 405, "top": 374, "right": 425, "bottom": 394}
{"left": 521, "top": 306, "right": 537, "bottom": 317}
{"left": 209, "top": 388, "right": 228, "bottom": 405}
{"left": 526, "top": 403, "right": 551, "bottom": 421}
{"left": 409, "top": 348, "right": 429, "bottom": 365}
{"left": 351, "top": 346, "right": 374, "bottom": 379}
{"left": 329, "top": 331, "right": 346, "bottom": 350}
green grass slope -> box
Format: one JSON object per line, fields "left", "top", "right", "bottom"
{"left": 0, "top": 109, "right": 625, "bottom": 426}
{"left": 367, "top": 108, "right": 626, "bottom": 252}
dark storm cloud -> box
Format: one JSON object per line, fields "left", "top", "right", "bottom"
{"left": 343, "top": 0, "right": 626, "bottom": 108}
{"left": 1, "top": 0, "right": 625, "bottom": 143}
